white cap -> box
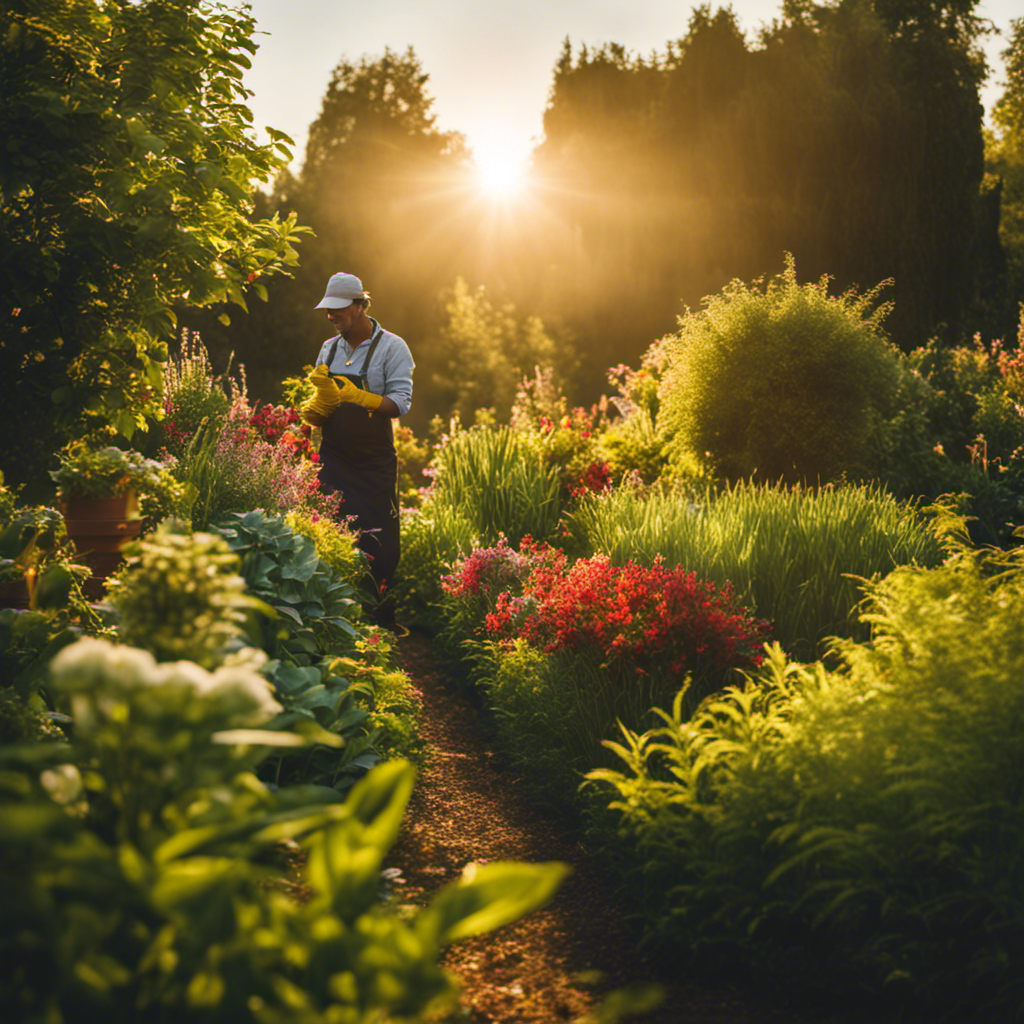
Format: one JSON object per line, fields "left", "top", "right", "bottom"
{"left": 314, "top": 272, "right": 365, "bottom": 309}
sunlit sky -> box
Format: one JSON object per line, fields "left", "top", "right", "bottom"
{"left": 243, "top": 0, "right": 1020, "bottom": 179}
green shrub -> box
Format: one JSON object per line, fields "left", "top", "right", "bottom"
{"left": 568, "top": 479, "right": 943, "bottom": 660}
{"left": 588, "top": 524, "right": 1024, "bottom": 1020}
{"left": 0, "top": 635, "right": 566, "bottom": 1023}
{"left": 477, "top": 641, "right": 597, "bottom": 804}
{"left": 658, "top": 256, "right": 917, "bottom": 484}
{"left": 285, "top": 507, "right": 369, "bottom": 595}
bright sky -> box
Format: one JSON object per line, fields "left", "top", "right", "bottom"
{"left": 243, "top": 0, "right": 1020, "bottom": 177}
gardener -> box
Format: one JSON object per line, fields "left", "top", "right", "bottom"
{"left": 300, "top": 272, "right": 414, "bottom": 628}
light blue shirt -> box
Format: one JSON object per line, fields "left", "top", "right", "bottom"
{"left": 315, "top": 318, "right": 414, "bottom": 417}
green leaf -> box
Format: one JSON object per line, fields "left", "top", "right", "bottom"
{"left": 424, "top": 861, "right": 570, "bottom": 944}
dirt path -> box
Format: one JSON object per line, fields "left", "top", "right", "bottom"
{"left": 387, "top": 631, "right": 870, "bottom": 1024}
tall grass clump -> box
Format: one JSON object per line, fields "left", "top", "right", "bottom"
{"left": 569, "top": 480, "right": 943, "bottom": 660}
{"left": 588, "top": 517, "right": 1024, "bottom": 1020}
{"left": 658, "top": 255, "right": 928, "bottom": 484}
{"left": 429, "top": 424, "right": 562, "bottom": 546}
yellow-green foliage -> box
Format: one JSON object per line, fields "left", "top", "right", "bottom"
{"left": 330, "top": 630, "right": 423, "bottom": 762}
{"left": 658, "top": 255, "right": 912, "bottom": 484}
{"left": 394, "top": 423, "right": 431, "bottom": 508}
{"left": 595, "top": 408, "right": 671, "bottom": 484}
{"left": 285, "top": 508, "right": 366, "bottom": 589}
{"left": 589, "top": 523, "right": 1024, "bottom": 1018}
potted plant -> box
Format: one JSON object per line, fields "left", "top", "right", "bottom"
{"left": 49, "top": 445, "right": 185, "bottom": 597}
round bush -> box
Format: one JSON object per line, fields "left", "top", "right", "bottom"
{"left": 658, "top": 256, "right": 910, "bottom": 483}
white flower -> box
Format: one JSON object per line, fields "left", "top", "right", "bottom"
{"left": 207, "top": 666, "right": 282, "bottom": 724}
{"left": 50, "top": 637, "right": 156, "bottom": 692}
{"left": 40, "top": 764, "right": 83, "bottom": 805}
{"left": 152, "top": 659, "right": 218, "bottom": 695}
{"left": 221, "top": 646, "right": 269, "bottom": 673}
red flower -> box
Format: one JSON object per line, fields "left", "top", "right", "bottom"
{"left": 478, "top": 544, "right": 769, "bottom": 678}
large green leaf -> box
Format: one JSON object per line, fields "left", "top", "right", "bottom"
{"left": 424, "top": 861, "right": 570, "bottom": 944}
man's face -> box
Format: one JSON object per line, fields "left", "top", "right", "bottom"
{"left": 325, "top": 302, "right": 360, "bottom": 335}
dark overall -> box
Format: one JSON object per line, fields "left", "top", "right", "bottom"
{"left": 316, "top": 321, "right": 399, "bottom": 620}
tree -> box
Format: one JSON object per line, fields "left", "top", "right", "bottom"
{"left": 430, "top": 277, "right": 565, "bottom": 424}
{"left": 0, "top": 0, "right": 305, "bottom": 494}
{"left": 530, "top": 0, "right": 991, "bottom": 364}
{"left": 987, "top": 17, "right": 1024, "bottom": 333}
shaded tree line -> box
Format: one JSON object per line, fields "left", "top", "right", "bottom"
{"left": 195, "top": 0, "right": 1016, "bottom": 433}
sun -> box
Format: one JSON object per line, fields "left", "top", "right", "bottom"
{"left": 472, "top": 141, "right": 527, "bottom": 199}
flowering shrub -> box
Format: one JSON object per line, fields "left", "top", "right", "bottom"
{"left": 181, "top": 394, "right": 339, "bottom": 529}
{"left": 606, "top": 335, "right": 671, "bottom": 420}
{"left": 441, "top": 537, "right": 561, "bottom": 618}
{"left": 435, "top": 537, "right": 562, "bottom": 662}
{"left": 484, "top": 550, "right": 769, "bottom": 680}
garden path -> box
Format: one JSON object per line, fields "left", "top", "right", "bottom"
{"left": 388, "top": 631, "right": 871, "bottom": 1024}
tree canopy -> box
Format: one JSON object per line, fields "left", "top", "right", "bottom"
{"left": 0, "top": 0, "right": 305, "bottom": 492}
{"left": 187, "top": 0, "right": 1009, "bottom": 432}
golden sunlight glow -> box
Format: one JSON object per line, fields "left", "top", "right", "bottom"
{"left": 472, "top": 139, "right": 527, "bottom": 199}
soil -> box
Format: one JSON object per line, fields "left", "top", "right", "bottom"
{"left": 387, "top": 631, "right": 873, "bottom": 1024}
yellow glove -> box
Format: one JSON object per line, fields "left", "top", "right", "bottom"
{"left": 334, "top": 375, "right": 384, "bottom": 412}
{"left": 300, "top": 363, "right": 343, "bottom": 425}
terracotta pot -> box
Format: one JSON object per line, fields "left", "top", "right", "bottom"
{"left": 0, "top": 577, "right": 31, "bottom": 609}
{"left": 59, "top": 491, "right": 142, "bottom": 600}
{"left": 59, "top": 491, "right": 138, "bottom": 521}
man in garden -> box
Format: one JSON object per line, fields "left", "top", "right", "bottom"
{"left": 300, "top": 272, "right": 414, "bottom": 629}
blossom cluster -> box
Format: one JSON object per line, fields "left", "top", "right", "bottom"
{"left": 570, "top": 461, "right": 613, "bottom": 498}
{"left": 51, "top": 637, "right": 282, "bottom": 729}
{"left": 441, "top": 537, "right": 564, "bottom": 618}
{"left": 484, "top": 550, "right": 769, "bottom": 677}
{"left": 213, "top": 396, "right": 339, "bottom": 519}
{"left": 249, "top": 403, "right": 301, "bottom": 445}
